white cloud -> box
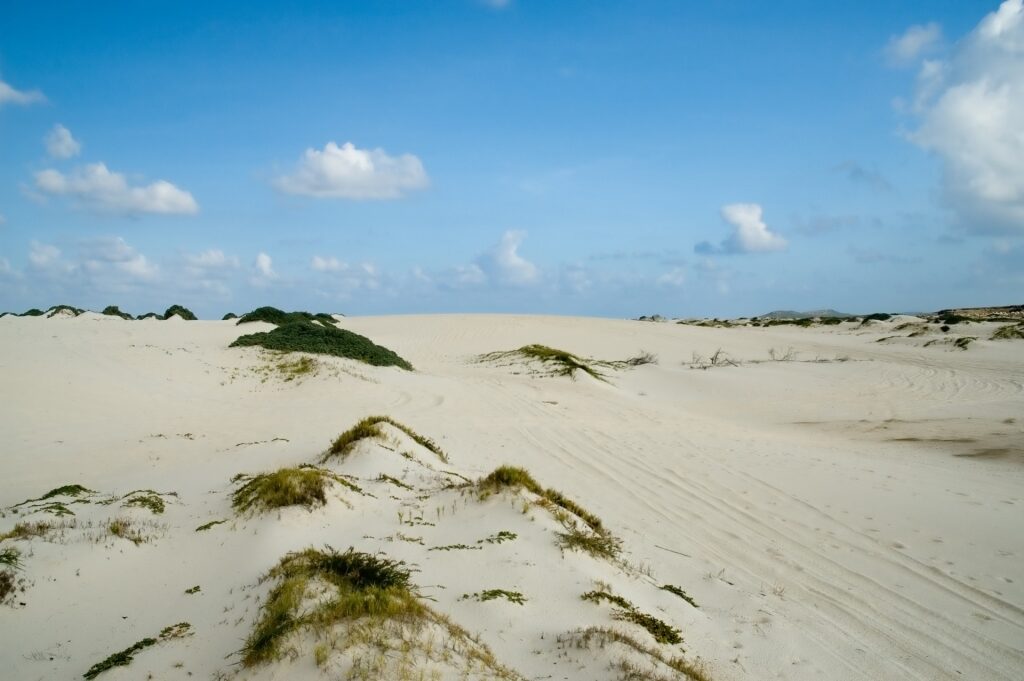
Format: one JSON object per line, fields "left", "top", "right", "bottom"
{"left": 29, "top": 241, "right": 61, "bottom": 268}
{"left": 185, "top": 249, "right": 239, "bottom": 270}
{"left": 477, "top": 230, "right": 540, "bottom": 285}
{"left": 45, "top": 124, "right": 81, "bottom": 159}
{"left": 0, "top": 77, "right": 44, "bottom": 107}
{"left": 886, "top": 22, "right": 943, "bottom": 65}
{"left": 311, "top": 255, "right": 348, "bottom": 272}
{"left": 657, "top": 267, "right": 686, "bottom": 287}
{"left": 275, "top": 141, "right": 429, "bottom": 199}
{"left": 906, "top": 0, "right": 1024, "bottom": 232}
{"left": 696, "top": 203, "right": 787, "bottom": 255}
{"left": 34, "top": 163, "right": 199, "bottom": 215}
{"left": 80, "top": 236, "right": 159, "bottom": 280}
{"left": 255, "top": 252, "right": 277, "bottom": 280}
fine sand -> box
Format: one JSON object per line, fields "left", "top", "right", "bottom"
{"left": 0, "top": 312, "right": 1022, "bottom": 680}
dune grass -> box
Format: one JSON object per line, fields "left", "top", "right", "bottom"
{"left": 660, "top": 584, "right": 699, "bottom": 609}
{"left": 462, "top": 589, "right": 527, "bottom": 605}
{"left": 242, "top": 547, "right": 421, "bottom": 666}
{"left": 322, "top": 416, "right": 447, "bottom": 462}
{"left": 235, "top": 305, "right": 336, "bottom": 326}
{"left": 479, "top": 344, "right": 608, "bottom": 380}
{"left": 231, "top": 321, "right": 413, "bottom": 369}
{"left": 558, "top": 627, "right": 711, "bottom": 681}
{"left": 102, "top": 305, "right": 133, "bottom": 319}
{"left": 232, "top": 466, "right": 362, "bottom": 514}
{"left": 45, "top": 304, "right": 84, "bottom": 317}
{"left": 992, "top": 324, "right": 1024, "bottom": 340}
{"left": 477, "top": 465, "right": 620, "bottom": 559}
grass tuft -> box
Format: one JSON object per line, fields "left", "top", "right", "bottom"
{"left": 582, "top": 590, "right": 682, "bottom": 645}
{"left": 557, "top": 627, "right": 711, "bottom": 680}
{"left": 992, "top": 324, "right": 1024, "bottom": 340}
{"left": 323, "top": 416, "right": 447, "bottom": 462}
{"left": 83, "top": 622, "right": 192, "bottom": 679}
{"left": 232, "top": 466, "right": 359, "bottom": 514}
{"left": 231, "top": 321, "right": 413, "bottom": 369}
{"left": 479, "top": 344, "right": 609, "bottom": 381}
{"left": 660, "top": 584, "right": 699, "bottom": 608}
{"left": 462, "top": 589, "right": 527, "bottom": 605}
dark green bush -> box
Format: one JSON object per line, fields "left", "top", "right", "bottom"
{"left": 235, "top": 306, "right": 336, "bottom": 326}
{"left": 231, "top": 322, "right": 412, "bottom": 369}
{"left": 102, "top": 305, "right": 134, "bottom": 319}
{"left": 163, "top": 304, "right": 197, "bottom": 320}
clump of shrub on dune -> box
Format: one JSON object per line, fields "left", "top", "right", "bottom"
{"left": 102, "top": 305, "right": 134, "bottom": 320}
{"left": 231, "top": 319, "right": 413, "bottom": 370}
{"left": 235, "top": 305, "right": 336, "bottom": 326}
{"left": 231, "top": 466, "right": 362, "bottom": 514}
{"left": 323, "top": 416, "right": 447, "bottom": 462}
{"left": 163, "top": 304, "right": 197, "bottom": 320}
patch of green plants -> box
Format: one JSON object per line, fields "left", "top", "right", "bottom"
{"left": 83, "top": 622, "right": 192, "bottom": 679}
{"left": 235, "top": 305, "right": 336, "bottom": 326}
{"left": 557, "top": 627, "right": 711, "bottom": 680}
{"left": 121, "top": 490, "right": 175, "bottom": 515}
{"left": 137, "top": 312, "right": 161, "bottom": 320}
{"left": 102, "top": 305, "right": 133, "bottom": 319}
{"left": 462, "top": 589, "right": 527, "bottom": 605}
{"left": 232, "top": 466, "right": 361, "bottom": 514}
{"left": 163, "top": 304, "right": 197, "bottom": 320}
{"left": 185, "top": 585, "right": 201, "bottom": 594}
{"left": 992, "top": 324, "right": 1024, "bottom": 340}
{"left": 322, "top": 416, "right": 447, "bottom": 462}
{"left": 765, "top": 318, "right": 813, "bottom": 327}
{"left": 231, "top": 321, "right": 413, "bottom": 369}
{"left": 863, "top": 312, "right": 892, "bottom": 321}
{"left": 0, "top": 547, "right": 21, "bottom": 569}
{"left": 0, "top": 520, "right": 53, "bottom": 542}
{"left": 107, "top": 517, "right": 146, "bottom": 545}
{"left": 660, "top": 584, "right": 699, "bottom": 608}
{"left": 222, "top": 312, "right": 238, "bottom": 320}
{"left": 194, "top": 519, "right": 227, "bottom": 532}
{"left": 20, "top": 308, "right": 45, "bottom": 317}
{"left": 274, "top": 355, "right": 318, "bottom": 380}
{"left": 581, "top": 589, "right": 682, "bottom": 645}
{"left": 429, "top": 544, "right": 482, "bottom": 552}
{"left": 0, "top": 571, "right": 14, "bottom": 603}
{"left": 241, "top": 547, "right": 421, "bottom": 666}
{"left": 478, "top": 531, "right": 517, "bottom": 544}
{"left": 954, "top": 336, "right": 976, "bottom": 350}
{"left": 12, "top": 484, "right": 96, "bottom": 509}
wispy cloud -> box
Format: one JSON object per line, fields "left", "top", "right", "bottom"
{"left": 0, "top": 76, "right": 45, "bottom": 107}
{"left": 834, "top": 161, "right": 892, "bottom": 193}
{"left": 275, "top": 141, "right": 429, "bottom": 199}
{"left": 885, "top": 22, "right": 943, "bottom": 66}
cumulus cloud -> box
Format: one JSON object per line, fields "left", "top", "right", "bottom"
{"left": 906, "top": 0, "right": 1024, "bottom": 232}
{"left": 477, "top": 230, "right": 540, "bottom": 285}
{"left": 0, "top": 77, "right": 44, "bottom": 107}
{"left": 79, "top": 236, "right": 159, "bottom": 280}
{"left": 45, "top": 124, "right": 81, "bottom": 159}
{"left": 885, "top": 22, "right": 943, "bottom": 65}
{"left": 34, "top": 163, "right": 199, "bottom": 215}
{"left": 695, "top": 203, "right": 787, "bottom": 255}
{"left": 275, "top": 141, "right": 429, "bottom": 199}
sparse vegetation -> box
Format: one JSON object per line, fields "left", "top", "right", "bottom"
{"left": 121, "top": 490, "right": 174, "bottom": 515}
{"left": 624, "top": 351, "right": 659, "bottom": 366}
{"left": 688, "top": 348, "right": 738, "bottom": 370}
{"left": 46, "top": 304, "right": 84, "bottom": 317}
{"left": 323, "top": 416, "right": 447, "bottom": 462}
{"left": 0, "top": 547, "right": 21, "bottom": 569}
{"left": 106, "top": 517, "right": 147, "bottom": 545}
{"left": 12, "top": 484, "right": 96, "bottom": 510}
{"left": 863, "top": 312, "right": 892, "bottom": 321}
{"left": 163, "top": 304, "right": 197, "bottom": 320}
{"left": 462, "top": 589, "right": 527, "bottom": 605}
{"left": 231, "top": 321, "right": 413, "bottom": 369}
{"left": 478, "top": 531, "right": 517, "bottom": 544}
{"left": 0, "top": 520, "right": 53, "bottom": 542}
{"left": 479, "top": 344, "right": 609, "bottom": 380}
{"left": 660, "top": 584, "right": 699, "bottom": 608}
{"left": 185, "top": 585, "right": 201, "bottom": 594}
{"left": 20, "top": 308, "right": 45, "bottom": 317}
{"left": 222, "top": 312, "right": 238, "bottom": 320}
{"left": 558, "top": 627, "right": 710, "bottom": 680}
{"left": 582, "top": 590, "right": 682, "bottom": 645}
{"left": 83, "top": 622, "right": 192, "bottom": 679}
{"left": 194, "top": 519, "right": 227, "bottom": 532}
{"left": 232, "top": 466, "right": 361, "bottom": 514}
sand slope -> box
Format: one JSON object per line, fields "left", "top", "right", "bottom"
{"left": 0, "top": 313, "right": 1022, "bottom": 680}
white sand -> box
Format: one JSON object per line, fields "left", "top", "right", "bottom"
{"left": 0, "top": 313, "right": 1021, "bottom": 680}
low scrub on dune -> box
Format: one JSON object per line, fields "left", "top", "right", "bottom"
{"left": 992, "top": 324, "right": 1024, "bottom": 340}
{"left": 163, "top": 304, "right": 197, "bottom": 320}
{"left": 322, "top": 416, "right": 446, "bottom": 462}
{"left": 231, "top": 322, "right": 413, "bottom": 369}
{"left": 235, "top": 305, "right": 336, "bottom": 326}
{"left": 477, "top": 465, "right": 620, "bottom": 559}
{"left": 45, "top": 304, "right": 84, "bottom": 318}
{"left": 102, "top": 305, "right": 133, "bottom": 320}
{"left": 243, "top": 547, "right": 521, "bottom": 678}
{"left": 19, "top": 308, "right": 45, "bottom": 317}
{"left": 222, "top": 312, "right": 238, "bottom": 320}
{"left": 557, "top": 627, "right": 711, "bottom": 681}
{"left": 479, "top": 344, "right": 656, "bottom": 381}
{"left": 232, "top": 466, "right": 362, "bottom": 514}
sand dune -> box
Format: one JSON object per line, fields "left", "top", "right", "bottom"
{"left": 0, "top": 313, "right": 1022, "bottom": 680}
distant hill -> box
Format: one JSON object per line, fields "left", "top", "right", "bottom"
{"left": 757, "top": 309, "right": 855, "bottom": 320}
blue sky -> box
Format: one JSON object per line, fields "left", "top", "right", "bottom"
{"left": 1, "top": 0, "right": 1021, "bottom": 318}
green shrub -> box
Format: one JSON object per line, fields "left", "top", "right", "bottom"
{"left": 137, "top": 312, "right": 161, "bottom": 320}
{"left": 231, "top": 322, "right": 412, "bottom": 369}
{"left": 20, "top": 308, "right": 45, "bottom": 317}
{"left": 46, "top": 304, "right": 84, "bottom": 317}
{"left": 863, "top": 312, "right": 892, "bottom": 321}
{"left": 235, "top": 306, "right": 335, "bottom": 326}
{"left": 581, "top": 590, "right": 682, "bottom": 645}
{"left": 992, "top": 324, "right": 1024, "bottom": 340}
{"left": 102, "top": 305, "right": 133, "bottom": 319}
{"left": 222, "top": 312, "right": 238, "bottom": 320}
{"left": 232, "top": 466, "right": 360, "bottom": 513}
{"left": 163, "top": 304, "right": 197, "bottom": 320}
